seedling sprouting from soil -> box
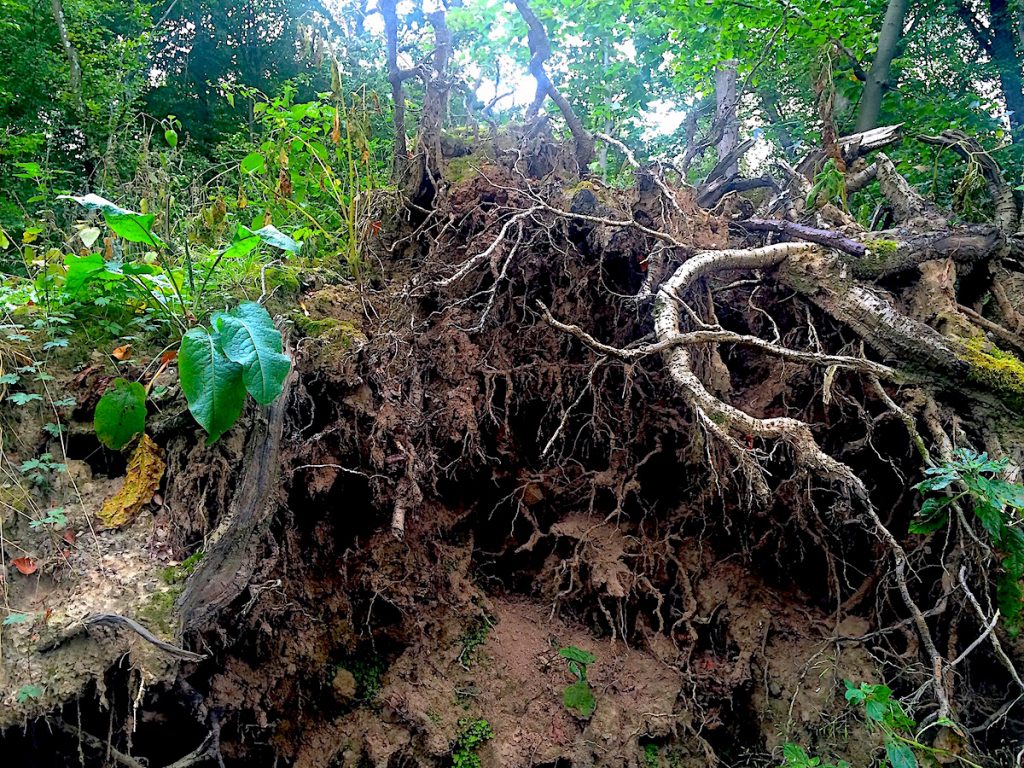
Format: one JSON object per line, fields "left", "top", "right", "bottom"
{"left": 558, "top": 645, "right": 596, "bottom": 718}
{"left": 451, "top": 718, "right": 493, "bottom": 768}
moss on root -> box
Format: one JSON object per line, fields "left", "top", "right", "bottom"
{"left": 959, "top": 336, "right": 1024, "bottom": 410}
{"left": 292, "top": 315, "right": 367, "bottom": 348}
{"left": 136, "top": 587, "right": 182, "bottom": 638}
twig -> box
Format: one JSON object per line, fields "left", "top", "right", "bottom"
{"left": 958, "top": 566, "right": 1024, "bottom": 690}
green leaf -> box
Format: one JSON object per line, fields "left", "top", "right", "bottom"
{"left": 558, "top": 646, "right": 596, "bottom": 666}
{"left": 974, "top": 501, "right": 1004, "bottom": 539}
{"left": 865, "top": 699, "right": 886, "bottom": 723}
{"left": 58, "top": 194, "right": 166, "bottom": 248}
{"left": 94, "top": 378, "right": 147, "bottom": 450}
{"left": 8, "top": 393, "right": 42, "bottom": 405}
{"left": 16, "top": 684, "right": 43, "bottom": 703}
{"left": 164, "top": 128, "right": 178, "bottom": 148}
{"left": 252, "top": 224, "right": 301, "bottom": 254}
{"left": 221, "top": 224, "right": 301, "bottom": 260}
{"left": 213, "top": 302, "right": 290, "bottom": 405}
{"left": 240, "top": 152, "right": 266, "bottom": 174}
{"left": 179, "top": 327, "right": 246, "bottom": 443}
{"left": 909, "top": 497, "right": 949, "bottom": 534}
{"left": 221, "top": 224, "right": 262, "bottom": 260}
{"left": 63, "top": 253, "right": 108, "bottom": 294}
{"left": 563, "top": 680, "right": 596, "bottom": 718}
{"left": 884, "top": 739, "right": 917, "bottom": 768}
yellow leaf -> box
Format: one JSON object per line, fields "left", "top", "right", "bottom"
{"left": 99, "top": 434, "right": 165, "bottom": 529}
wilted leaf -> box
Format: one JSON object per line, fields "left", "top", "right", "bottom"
{"left": 98, "top": 434, "right": 165, "bottom": 528}
{"left": 12, "top": 557, "right": 38, "bottom": 575}
{"left": 112, "top": 344, "right": 132, "bottom": 361}
{"left": 77, "top": 226, "right": 102, "bottom": 249}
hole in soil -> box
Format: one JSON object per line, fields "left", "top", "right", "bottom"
{"left": 64, "top": 430, "right": 127, "bottom": 478}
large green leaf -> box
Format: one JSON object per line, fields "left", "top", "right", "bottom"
{"left": 221, "top": 224, "right": 301, "bottom": 260}
{"left": 240, "top": 152, "right": 266, "bottom": 174}
{"left": 252, "top": 224, "right": 301, "bottom": 254}
{"left": 884, "top": 739, "right": 917, "bottom": 768}
{"left": 94, "top": 378, "right": 147, "bottom": 450}
{"left": 213, "top": 302, "right": 291, "bottom": 405}
{"left": 179, "top": 327, "right": 246, "bottom": 443}
{"left": 63, "top": 253, "right": 108, "bottom": 294}
{"left": 59, "top": 194, "right": 166, "bottom": 248}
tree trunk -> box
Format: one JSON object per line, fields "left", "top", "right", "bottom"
{"left": 50, "top": 0, "right": 83, "bottom": 111}
{"left": 380, "top": 0, "right": 409, "bottom": 180}
{"left": 855, "top": 0, "right": 909, "bottom": 132}
{"left": 989, "top": 0, "right": 1024, "bottom": 139}
{"left": 715, "top": 59, "right": 739, "bottom": 177}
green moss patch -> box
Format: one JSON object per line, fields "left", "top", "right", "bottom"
{"left": 959, "top": 336, "right": 1024, "bottom": 411}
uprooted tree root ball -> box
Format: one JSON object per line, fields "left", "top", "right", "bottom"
{"left": 5, "top": 118, "right": 1024, "bottom": 768}
{"left": 4, "top": 0, "right": 1024, "bottom": 764}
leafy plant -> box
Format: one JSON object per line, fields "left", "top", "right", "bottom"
{"left": 458, "top": 614, "right": 494, "bottom": 667}
{"left": 844, "top": 682, "right": 918, "bottom": 768}
{"left": 179, "top": 301, "right": 290, "bottom": 443}
{"left": 777, "top": 742, "right": 849, "bottom": 768}
{"left": 558, "top": 645, "right": 596, "bottom": 718}
{"left": 643, "top": 742, "right": 662, "bottom": 768}
{"left": 30, "top": 507, "right": 68, "bottom": 530}
{"left": 911, "top": 449, "right": 1024, "bottom": 632}
{"left": 59, "top": 193, "right": 300, "bottom": 328}
{"left": 349, "top": 652, "right": 388, "bottom": 701}
{"left": 19, "top": 453, "right": 66, "bottom": 488}
{"left": 451, "top": 718, "right": 493, "bottom": 768}
{"left": 806, "top": 158, "right": 848, "bottom": 211}
{"left": 16, "top": 684, "right": 43, "bottom": 703}
{"left": 783, "top": 681, "right": 979, "bottom": 768}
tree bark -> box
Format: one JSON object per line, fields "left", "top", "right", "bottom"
{"left": 513, "top": 0, "right": 595, "bottom": 170}
{"left": 855, "top": 0, "right": 910, "bottom": 132}
{"left": 419, "top": 9, "right": 452, "bottom": 179}
{"left": 379, "top": 0, "right": 420, "bottom": 181}
{"left": 715, "top": 59, "right": 739, "bottom": 177}
{"left": 50, "top": 0, "right": 83, "bottom": 111}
